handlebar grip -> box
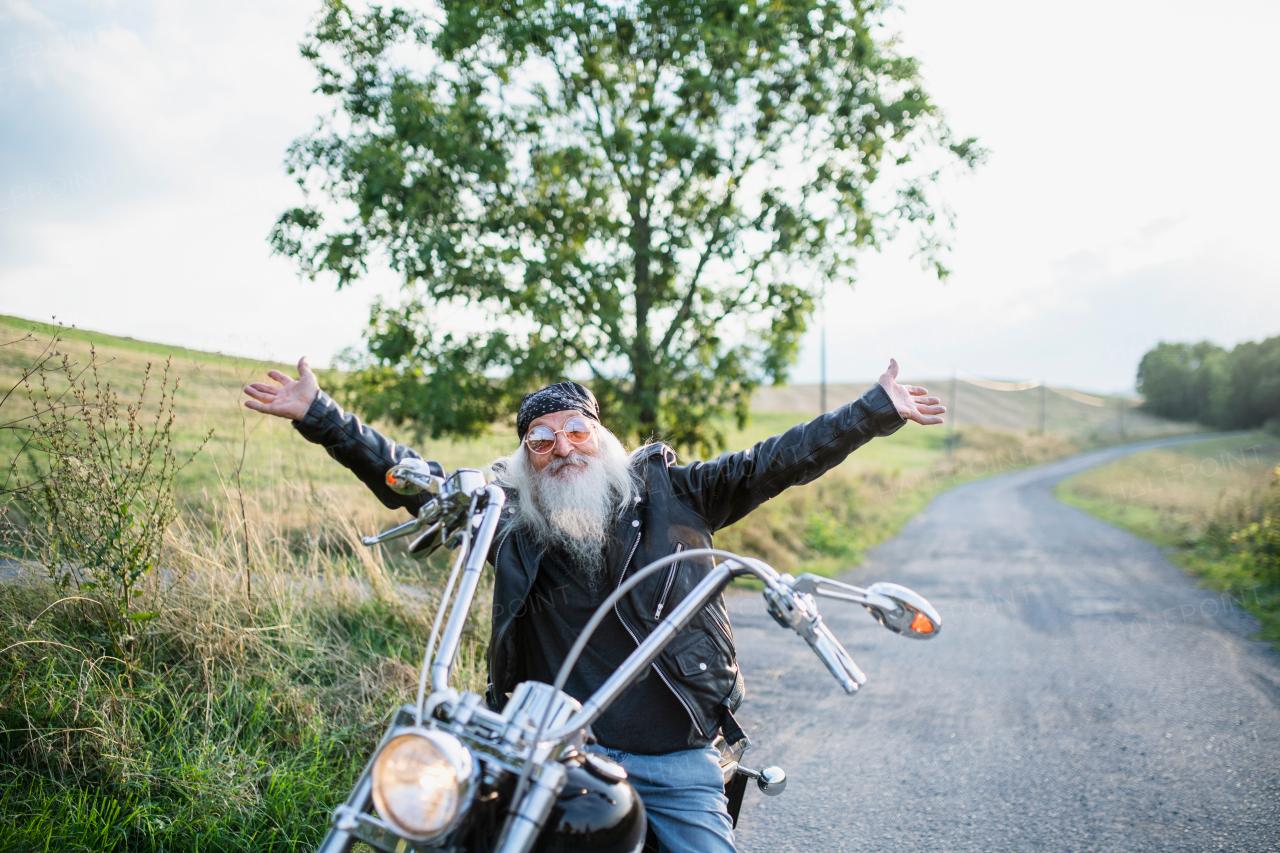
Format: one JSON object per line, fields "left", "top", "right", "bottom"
{"left": 763, "top": 583, "right": 867, "bottom": 694}
{"left": 807, "top": 620, "right": 867, "bottom": 694}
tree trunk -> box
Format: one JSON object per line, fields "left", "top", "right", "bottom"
{"left": 629, "top": 200, "right": 657, "bottom": 441}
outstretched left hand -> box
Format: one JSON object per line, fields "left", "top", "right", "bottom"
{"left": 877, "top": 359, "right": 946, "bottom": 426}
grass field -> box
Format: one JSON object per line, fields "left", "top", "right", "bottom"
{"left": 1056, "top": 434, "right": 1280, "bottom": 546}
{"left": 2, "top": 312, "right": 1163, "bottom": 574}
{"left": 0, "top": 313, "right": 1195, "bottom": 852}
{"left": 1056, "top": 433, "right": 1280, "bottom": 646}
{"left": 1, "top": 312, "right": 1194, "bottom": 562}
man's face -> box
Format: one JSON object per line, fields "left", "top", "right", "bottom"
{"left": 526, "top": 409, "right": 601, "bottom": 475}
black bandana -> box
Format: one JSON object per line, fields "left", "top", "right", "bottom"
{"left": 517, "top": 381, "right": 601, "bottom": 439}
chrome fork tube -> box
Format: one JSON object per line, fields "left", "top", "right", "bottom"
{"left": 431, "top": 484, "right": 506, "bottom": 693}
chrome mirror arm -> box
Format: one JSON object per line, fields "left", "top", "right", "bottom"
{"left": 789, "top": 574, "right": 901, "bottom": 612}
{"left": 546, "top": 552, "right": 782, "bottom": 741}
{"left": 549, "top": 559, "right": 740, "bottom": 740}
{"left": 789, "top": 574, "right": 943, "bottom": 639}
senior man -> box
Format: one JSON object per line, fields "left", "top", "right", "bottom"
{"left": 243, "top": 358, "right": 944, "bottom": 852}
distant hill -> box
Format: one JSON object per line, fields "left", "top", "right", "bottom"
{"left": 755, "top": 380, "right": 1194, "bottom": 442}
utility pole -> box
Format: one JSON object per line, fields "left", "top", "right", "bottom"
{"left": 1119, "top": 396, "right": 1126, "bottom": 439}
{"left": 819, "top": 317, "right": 827, "bottom": 415}
{"left": 1039, "top": 382, "right": 1047, "bottom": 436}
{"left": 946, "top": 370, "right": 957, "bottom": 457}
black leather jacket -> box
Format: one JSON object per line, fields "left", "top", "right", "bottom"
{"left": 293, "top": 385, "right": 905, "bottom": 741}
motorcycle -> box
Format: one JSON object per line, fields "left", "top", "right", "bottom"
{"left": 317, "top": 461, "right": 942, "bottom": 853}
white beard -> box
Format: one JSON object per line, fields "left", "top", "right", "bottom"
{"left": 532, "top": 452, "right": 616, "bottom": 577}
{"left": 493, "top": 428, "right": 638, "bottom": 580}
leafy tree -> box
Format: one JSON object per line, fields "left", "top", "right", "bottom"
{"left": 1137, "top": 336, "right": 1280, "bottom": 431}
{"left": 1219, "top": 336, "right": 1280, "bottom": 431}
{"left": 273, "top": 0, "right": 981, "bottom": 452}
{"left": 1136, "top": 341, "right": 1226, "bottom": 422}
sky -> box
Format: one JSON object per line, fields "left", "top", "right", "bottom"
{"left": 1, "top": 0, "right": 1277, "bottom": 394}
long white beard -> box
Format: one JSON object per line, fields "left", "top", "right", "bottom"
{"left": 532, "top": 452, "right": 617, "bottom": 577}
{"left": 493, "top": 429, "right": 638, "bottom": 580}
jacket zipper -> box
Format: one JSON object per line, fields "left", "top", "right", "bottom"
{"left": 707, "top": 605, "right": 734, "bottom": 649}
{"left": 654, "top": 543, "right": 683, "bottom": 620}
{"left": 613, "top": 530, "right": 705, "bottom": 737}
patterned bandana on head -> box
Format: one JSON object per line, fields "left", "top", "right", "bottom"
{"left": 516, "top": 381, "right": 601, "bottom": 439}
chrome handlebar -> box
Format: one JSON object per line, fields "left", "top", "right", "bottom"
{"left": 763, "top": 575, "right": 867, "bottom": 692}
{"left": 761, "top": 573, "right": 941, "bottom": 693}
{"left": 362, "top": 462, "right": 488, "bottom": 558}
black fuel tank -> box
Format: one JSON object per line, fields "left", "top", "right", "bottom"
{"left": 535, "top": 757, "right": 646, "bottom": 853}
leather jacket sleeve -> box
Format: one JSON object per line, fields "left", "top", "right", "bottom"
{"left": 291, "top": 390, "right": 440, "bottom": 513}
{"left": 668, "top": 383, "right": 906, "bottom": 531}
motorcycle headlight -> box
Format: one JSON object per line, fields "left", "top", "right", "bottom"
{"left": 371, "top": 729, "right": 473, "bottom": 841}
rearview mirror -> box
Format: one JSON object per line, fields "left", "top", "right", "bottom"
{"left": 385, "top": 459, "right": 443, "bottom": 496}
{"left": 788, "top": 574, "right": 942, "bottom": 640}
{"left": 864, "top": 582, "right": 942, "bottom": 639}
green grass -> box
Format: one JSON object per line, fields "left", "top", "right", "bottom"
{"left": 1056, "top": 434, "right": 1280, "bottom": 543}
{"left": 0, "top": 314, "right": 515, "bottom": 530}
{"left": 0, "top": 487, "right": 487, "bottom": 853}
{"left": 1056, "top": 433, "right": 1280, "bottom": 646}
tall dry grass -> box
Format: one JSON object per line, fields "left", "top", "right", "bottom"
{"left": 1, "top": 479, "right": 489, "bottom": 853}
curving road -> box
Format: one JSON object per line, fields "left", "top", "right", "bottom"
{"left": 729, "top": 436, "right": 1280, "bottom": 852}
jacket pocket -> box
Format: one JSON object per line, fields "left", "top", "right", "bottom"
{"left": 654, "top": 542, "right": 684, "bottom": 619}
{"left": 674, "top": 634, "right": 722, "bottom": 677}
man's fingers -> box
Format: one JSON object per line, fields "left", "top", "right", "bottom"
{"left": 915, "top": 404, "right": 947, "bottom": 415}
{"left": 266, "top": 369, "right": 293, "bottom": 385}
{"left": 245, "top": 383, "right": 279, "bottom": 397}
{"left": 912, "top": 395, "right": 941, "bottom": 405}
{"left": 907, "top": 385, "right": 930, "bottom": 396}
{"left": 885, "top": 358, "right": 899, "bottom": 380}
{"left": 912, "top": 414, "right": 945, "bottom": 425}
{"left": 297, "top": 356, "right": 314, "bottom": 380}
{"left": 244, "top": 399, "right": 270, "bottom": 413}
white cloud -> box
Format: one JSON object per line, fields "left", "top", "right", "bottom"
{"left": 1, "top": 0, "right": 1277, "bottom": 391}
{"left": 789, "top": 0, "right": 1280, "bottom": 391}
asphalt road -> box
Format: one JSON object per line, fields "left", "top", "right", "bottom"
{"left": 729, "top": 435, "right": 1280, "bottom": 852}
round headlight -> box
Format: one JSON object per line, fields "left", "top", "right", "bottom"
{"left": 371, "top": 730, "right": 473, "bottom": 840}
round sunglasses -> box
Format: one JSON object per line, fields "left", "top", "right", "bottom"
{"left": 524, "top": 417, "right": 596, "bottom": 454}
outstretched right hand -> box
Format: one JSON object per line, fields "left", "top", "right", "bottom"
{"left": 243, "top": 357, "right": 321, "bottom": 421}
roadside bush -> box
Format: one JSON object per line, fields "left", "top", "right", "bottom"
{"left": 1190, "top": 464, "right": 1280, "bottom": 642}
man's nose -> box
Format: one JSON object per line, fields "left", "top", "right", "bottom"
{"left": 552, "top": 432, "right": 574, "bottom": 456}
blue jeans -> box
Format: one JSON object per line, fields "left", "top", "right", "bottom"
{"left": 589, "top": 745, "right": 737, "bottom": 853}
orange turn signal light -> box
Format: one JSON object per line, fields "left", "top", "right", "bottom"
{"left": 386, "top": 470, "right": 400, "bottom": 486}
{"left": 910, "top": 611, "right": 934, "bottom": 634}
